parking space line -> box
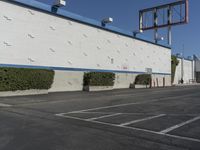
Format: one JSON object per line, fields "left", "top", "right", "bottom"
{"left": 61, "top": 100, "right": 159, "bottom": 114}
{"left": 91, "top": 120, "right": 161, "bottom": 134}
{"left": 86, "top": 113, "right": 122, "bottom": 121}
{"left": 57, "top": 113, "right": 161, "bottom": 135}
{"left": 88, "top": 112, "right": 199, "bottom": 117}
{"left": 64, "top": 99, "right": 166, "bottom": 114}
{"left": 122, "top": 125, "right": 200, "bottom": 143}
{"left": 0, "top": 103, "right": 12, "bottom": 107}
{"left": 160, "top": 116, "right": 200, "bottom": 134}
{"left": 164, "top": 133, "right": 200, "bottom": 143}
{"left": 68, "top": 111, "right": 112, "bottom": 114}
{"left": 56, "top": 113, "right": 200, "bottom": 143}
{"left": 118, "top": 114, "right": 166, "bottom": 126}
{"left": 56, "top": 111, "right": 200, "bottom": 117}
{"left": 59, "top": 93, "right": 199, "bottom": 115}
{"left": 55, "top": 113, "right": 67, "bottom": 117}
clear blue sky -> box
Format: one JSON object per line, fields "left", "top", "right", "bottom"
{"left": 37, "top": 0, "right": 200, "bottom": 57}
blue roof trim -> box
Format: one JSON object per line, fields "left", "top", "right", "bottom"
{"left": 0, "top": 64, "right": 171, "bottom": 75}
{"left": 10, "top": 0, "right": 171, "bottom": 49}
{"left": 14, "top": 0, "right": 51, "bottom": 11}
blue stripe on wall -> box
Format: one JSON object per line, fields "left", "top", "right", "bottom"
{"left": 0, "top": 64, "right": 171, "bottom": 75}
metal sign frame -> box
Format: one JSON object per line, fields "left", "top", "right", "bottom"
{"left": 139, "top": 0, "right": 189, "bottom": 45}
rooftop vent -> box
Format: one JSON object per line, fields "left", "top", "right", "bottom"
{"left": 52, "top": 0, "right": 66, "bottom": 13}
{"left": 101, "top": 17, "right": 113, "bottom": 26}
{"left": 53, "top": 0, "right": 66, "bottom": 7}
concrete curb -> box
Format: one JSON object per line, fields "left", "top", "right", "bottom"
{"left": 83, "top": 86, "right": 113, "bottom": 92}
{"left": 0, "top": 90, "right": 48, "bottom": 97}
{"left": 130, "top": 84, "right": 151, "bottom": 89}
{"left": 174, "top": 83, "right": 200, "bottom": 87}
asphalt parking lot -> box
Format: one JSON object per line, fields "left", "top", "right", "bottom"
{"left": 0, "top": 85, "right": 200, "bottom": 150}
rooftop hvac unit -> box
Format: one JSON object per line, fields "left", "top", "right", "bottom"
{"left": 101, "top": 17, "right": 113, "bottom": 26}
{"left": 102, "top": 17, "right": 113, "bottom": 24}
{"left": 53, "top": 0, "right": 66, "bottom": 7}
{"left": 52, "top": 0, "right": 66, "bottom": 13}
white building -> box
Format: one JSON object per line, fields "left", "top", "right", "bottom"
{"left": 194, "top": 55, "right": 200, "bottom": 83}
{"left": 173, "top": 57, "right": 195, "bottom": 84}
{"left": 0, "top": 0, "right": 172, "bottom": 92}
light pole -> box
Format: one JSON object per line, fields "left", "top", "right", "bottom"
{"left": 181, "top": 45, "right": 185, "bottom": 84}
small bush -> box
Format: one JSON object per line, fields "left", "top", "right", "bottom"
{"left": 0, "top": 67, "right": 54, "bottom": 91}
{"left": 83, "top": 72, "right": 115, "bottom": 86}
{"left": 134, "top": 74, "right": 151, "bottom": 85}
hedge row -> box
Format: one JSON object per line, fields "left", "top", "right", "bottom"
{"left": 0, "top": 67, "right": 54, "bottom": 91}
{"left": 83, "top": 72, "right": 152, "bottom": 86}
{"left": 134, "top": 74, "right": 151, "bottom": 85}
{"left": 83, "top": 72, "right": 115, "bottom": 86}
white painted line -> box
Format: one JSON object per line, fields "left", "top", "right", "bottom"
{"left": 0, "top": 103, "right": 12, "bottom": 107}
{"left": 86, "top": 113, "right": 122, "bottom": 121}
{"left": 91, "top": 120, "right": 161, "bottom": 135}
{"left": 67, "top": 99, "right": 162, "bottom": 114}
{"left": 88, "top": 112, "right": 199, "bottom": 117}
{"left": 118, "top": 114, "right": 166, "bottom": 126}
{"left": 57, "top": 92, "right": 199, "bottom": 116}
{"left": 160, "top": 116, "right": 200, "bottom": 134}
{"left": 165, "top": 133, "right": 200, "bottom": 143}
{"left": 55, "top": 113, "right": 67, "bottom": 117}
{"left": 67, "top": 111, "right": 111, "bottom": 115}
{"left": 121, "top": 125, "right": 200, "bottom": 143}
{"left": 55, "top": 111, "right": 200, "bottom": 118}
{"left": 56, "top": 114, "right": 200, "bottom": 143}
{"left": 55, "top": 114, "right": 85, "bottom": 120}
{"left": 55, "top": 111, "right": 114, "bottom": 117}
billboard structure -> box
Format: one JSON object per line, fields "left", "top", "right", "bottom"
{"left": 139, "top": 0, "right": 189, "bottom": 45}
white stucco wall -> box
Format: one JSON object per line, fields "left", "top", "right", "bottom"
{"left": 49, "top": 70, "right": 84, "bottom": 92}
{"left": 49, "top": 72, "right": 171, "bottom": 92}
{"left": 0, "top": 1, "right": 172, "bottom": 91}
{"left": 0, "top": 1, "right": 171, "bottom": 74}
{"left": 152, "top": 74, "right": 171, "bottom": 87}
{"left": 173, "top": 58, "right": 195, "bottom": 84}
{"left": 195, "top": 59, "right": 200, "bottom": 72}
{"left": 194, "top": 58, "right": 200, "bottom": 82}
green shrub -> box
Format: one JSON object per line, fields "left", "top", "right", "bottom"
{"left": 83, "top": 72, "right": 115, "bottom": 86}
{"left": 134, "top": 74, "right": 151, "bottom": 85}
{"left": 171, "top": 56, "right": 179, "bottom": 83}
{"left": 0, "top": 67, "right": 54, "bottom": 91}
